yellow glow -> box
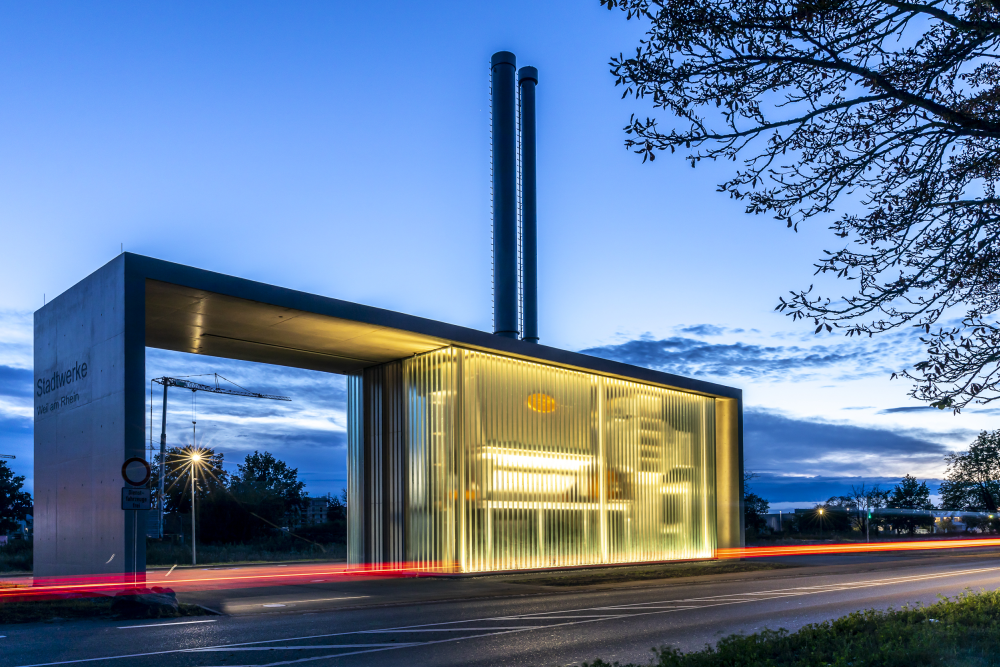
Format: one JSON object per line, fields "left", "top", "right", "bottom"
{"left": 526, "top": 392, "right": 556, "bottom": 413}
{"left": 481, "top": 446, "right": 591, "bottom": 471}
{"left": 492, "top": 471, "right": 577, "bottom": 494}
{"left": 375, "top": 346, "right": 718, "bottom": 575}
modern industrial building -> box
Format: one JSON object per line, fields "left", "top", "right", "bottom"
{"left": 32, "top": 52, "right": 742, "bottom": 580}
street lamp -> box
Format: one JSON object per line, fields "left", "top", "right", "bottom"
{"left": 818, "top": 508, "right": 825, "bottom": 537}
{"left": 189, "top": 436, "right": 203, "bottom": 567}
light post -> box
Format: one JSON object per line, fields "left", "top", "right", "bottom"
{"left": 190, "top": 452, "right": 200, "bottom": 566}
{"left": 189, "top": 419, "right": 201, "bottom": 567}
{"left": 818, "top": 508, "right": 824, "bottom": 537}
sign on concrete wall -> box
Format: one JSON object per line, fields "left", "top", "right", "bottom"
{"left": 33, "top": 255, "right": 146, "bottom": 579}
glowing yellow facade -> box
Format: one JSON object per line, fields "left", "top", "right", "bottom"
{"left": 348, "top": 346, "right": 724, "bottom": 573}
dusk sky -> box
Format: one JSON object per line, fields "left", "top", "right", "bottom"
{"left": 2, "top": 1, "right": 992, "bottom": 509}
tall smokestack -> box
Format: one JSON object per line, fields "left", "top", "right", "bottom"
{"left": 518, "top": 66, "right": 538, "bottom": 344}
{"left": 492, "top": 51, "right": 519, "bottom": 339}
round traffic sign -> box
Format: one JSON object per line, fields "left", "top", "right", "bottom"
{"left": 121, "top": 457, "right": 151, "bottom": 486}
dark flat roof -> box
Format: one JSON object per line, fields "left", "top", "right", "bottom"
{"left": 129, "top": 253, "right": 740, "bottom": 400}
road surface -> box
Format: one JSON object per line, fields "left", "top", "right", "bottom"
{"left": 3, "top": 549, "right": 999, "bottom": 667}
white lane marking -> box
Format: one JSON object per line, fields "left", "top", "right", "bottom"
{"left": 358, "top": 627, "right": 542, "bottom": 633}
{"left": 229, "top": 596, "right": 369, "bottom": 609}
{"left": 118, "top": 619, "right": 217, "bottom": 629}
{"left": 19, "top": 565, "right": 1000, "bottom": 667}
{"left": 193, "top": 644, "right": 424, "bottom": 651}
{"left": 504, "top": 615, "right": 632, "bottom": 620}
{"left": 279, "top": 596, "right": 368, "bottom": 604}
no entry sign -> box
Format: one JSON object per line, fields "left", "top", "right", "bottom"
{"left": 121, "top": 457, "right": 151, "bottom": 487}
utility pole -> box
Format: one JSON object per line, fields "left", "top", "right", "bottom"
{"left": 191, "top": 423, "right": 197, "bottom": 568}
{"left": 158, "top": 381, "right": 168, "bottom": 539}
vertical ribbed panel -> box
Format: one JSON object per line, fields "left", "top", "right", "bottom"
{"left": 351, "top": 362, "right": 408, "bottom": 570}
{"left": 393, "top": 347, "right": 717, "bottom": 573}
{"left": 346, "top": 374, "right": 364, "bottom": 567}
{"left": 404, "top": 348, "right": 459, "bottom": 572}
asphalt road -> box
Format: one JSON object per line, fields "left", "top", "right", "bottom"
{"left": 4, "top": 550, "right": 1000, "bottom": 667}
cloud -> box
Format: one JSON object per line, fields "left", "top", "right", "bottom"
{"left": 0, "top": 365, "right": 32, "bottom": 399}
{"left": 744, "top": 408, "right": 967, "bottom": 478}
{"left": 146, "top": 349, "right": 347, "bottom": 496}
{"left": 879, "top": 406, "right": 938, "bottom": 414}
{"left": 0, "top": 414, "right": 34, "bottom": 493}
{"left": 750, "top": 473, "right": 943, "bottom": 509}
{"left": 580, "top": 334, "right": 899, "bottom": 382}
{"left": 0, "top": 310, "right": 32, "bottom": 370}
{"left": 677, "top": 324, "right": 727, "bottom": 336}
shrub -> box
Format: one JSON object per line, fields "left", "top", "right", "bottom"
{"left": 583, "top": 590, "right": 1000, "bottom": 667}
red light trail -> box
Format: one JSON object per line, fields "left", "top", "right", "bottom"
{"left": 720, "top": 537, "right": 1000, "bottom": 559}
{"left": 2, "top": 537, "right": 997, "bottom": 602}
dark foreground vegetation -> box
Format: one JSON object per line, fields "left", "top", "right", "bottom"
{"left": 0, "top": 538, "right": 32, "bottom": 572}
{"left": 1, "top": 529, "right": 347, "bottom": 573}
{"left": 147, "top": 532, "right": 346, "bottom": 566}
{"left": 0, "top": 588, "right": 210, "bottom": 624}
{"left": 584, "top": 590, "right": 1000, "bottom": 667}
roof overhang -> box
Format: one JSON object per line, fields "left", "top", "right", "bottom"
{"left": 128, "top": 254, "right": 740, "bottom": 400}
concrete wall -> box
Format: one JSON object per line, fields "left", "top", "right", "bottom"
{"left": 33, "top": 255, "right": 146, "bottom": 580}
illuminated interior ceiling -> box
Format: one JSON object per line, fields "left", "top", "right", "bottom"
{"left": 145, "top": 280, "right": 448, "bottom": 374}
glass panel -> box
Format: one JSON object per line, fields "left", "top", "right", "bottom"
{"left": 397, "top": 347, "right": 717, "bottom": 573}
{"left": 404, "top": 348, "right": 459, "bottom": 572}
{"left": 346, "top": 373, "right": 364, "bottom": 567}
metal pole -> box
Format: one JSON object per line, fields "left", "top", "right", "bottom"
{"left": 491, "top": 51, "right": 518, "bottom": 339}
{"left": 158, "top": 381, "right": 168, "bottom": 539}
{"left": 518, "top": 65, "right": 539, "bottom": 344}
{"left": 191, "top": 421, "right": 197, "bottom": 567}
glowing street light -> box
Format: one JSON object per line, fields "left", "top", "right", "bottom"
{"left": 189, "top": 420, "right": 203, "bottom": 566}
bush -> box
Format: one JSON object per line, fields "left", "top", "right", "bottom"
{"left": 582, "top": 590, "right": 1000, "bottom": 667}
{"left": 0, "top": 539, "right": 32, "bottom": 572}
{"left": 146, "top": 536, "right": 345, "bottom": 566}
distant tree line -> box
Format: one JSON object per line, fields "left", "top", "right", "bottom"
{"left": 0, "top": 461, "right": 32, "bottom": 535}
{"left": 747, "top": 429, "right": 1000, "bottom": 537}
{"left": 153, "top": 447, "right": 346, "bottom": 546}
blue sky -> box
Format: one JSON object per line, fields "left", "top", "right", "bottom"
{"left": 1, "top": 1, "right": 992, "bottom": 508}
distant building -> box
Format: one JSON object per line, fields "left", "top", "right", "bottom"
{"left": 303, "top": 497, "right": 329, "bottom": 526}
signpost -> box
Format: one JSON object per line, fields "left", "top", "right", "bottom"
{"left": 121, "top": 487, "right": 152, "bottom": 510}
{"left": 121, "top": 457, "right": 150, "bottom": 585}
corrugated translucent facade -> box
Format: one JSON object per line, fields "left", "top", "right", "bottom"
{"left": 349, "top": 347, "right": 717, "bottom": 573}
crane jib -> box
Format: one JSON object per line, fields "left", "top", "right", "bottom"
{"left": 153, "top": 377, "right": 290, "bottom": 401}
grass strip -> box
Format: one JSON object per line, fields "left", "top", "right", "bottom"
{"left": 0, "top": 596, "right": 210, "bottom": 625}
{"left": 506, "top": 561, "right": 796, "bottom": 587}
{"left": 146, "top": 541, "right": 346, "bottom": 566}
{"left": 583, "top": 589, "right": 1000, "bottom": 667}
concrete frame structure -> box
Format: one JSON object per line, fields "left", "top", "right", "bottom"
{"left": 33, "top": 253, "right": 743, "bottom": 579}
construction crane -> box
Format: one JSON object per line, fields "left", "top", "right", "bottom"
{"left": 152, "top": 374, "right": 291, "bottom": 538}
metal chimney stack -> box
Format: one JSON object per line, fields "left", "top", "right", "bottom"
{"left": 492, "top": 52, "right": 540, "bottom": 343}
{"left": 491, "top": 51, "right": 519, "bottom": 339}
{"left": 519, "top": 66, "right": 538, "bottom": 344}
